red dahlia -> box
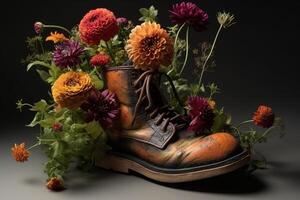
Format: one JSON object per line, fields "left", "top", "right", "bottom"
{"left": 187, "top": 96, "right": 214, "bottom": 134}
{"left": 90, "top": 54, "right": 111, "bottom": 67}
{"left": 253, "top": 105, "right": 275, "bottom": 128}
{"left": 79, "top": 8, "right": 119, "bottom": 45}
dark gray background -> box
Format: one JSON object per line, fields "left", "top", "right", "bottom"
{"left": 0, "top": 0, "right": 299, "bottom": 199}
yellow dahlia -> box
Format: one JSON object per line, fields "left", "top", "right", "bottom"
{"left": 126, "top": 22, "right": 173, "bottom": 70}
{"left": 46, "top": 31, "right": 68, "bottom": 43}
{"left": 52, "top": 71, "right": 93, "bottom": 109}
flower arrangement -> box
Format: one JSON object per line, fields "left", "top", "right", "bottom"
{"left": 15, "top": 2, "right": 284, "bottom": 191}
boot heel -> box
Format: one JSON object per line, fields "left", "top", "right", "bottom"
{"left": 96, "top": 153, "right": 130, "bottom": 174}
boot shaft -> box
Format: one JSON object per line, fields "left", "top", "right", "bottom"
{"left": 105, "top": 66, "right": 146, "bottom": 129}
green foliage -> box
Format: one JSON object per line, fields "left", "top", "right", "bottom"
{"left": 96, "top": 35, "right": 128, "bottom": 66}
{"left": 236, "top": 117, "right": 285, "bottom": 149}
{"left": 139, "top": 6, "right": 158, "bottom": 22}
{"left": 211, "top": 108, "right": 231, "bottom": 133}
{"left": 17, "top": 99, "right": 109, "bottom": 181}
{"left": 22, "top": 36, "right": 52, "bottom": 65}
{"left": 27, "top": 60, "right": 62, "bottom": 85}
{"left": 193, "top": 42, "right": 216, "bottom": 76}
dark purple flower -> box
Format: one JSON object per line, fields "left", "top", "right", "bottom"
{"left": 34, "top": 22, "right": 43, "bottom": 34}
{"left": 117, "top": 17, "right": 129, "bottom": 26}
{"left": 81, "top": 89, "right": 119, "bottom": 128}
{"left": 169, "top": 2, "right": 208, "bottom": 32}
{"left": 53, "top": 40, "right": 84, "bottom": 68}
{"left": 187, "top": 96, "right": 214, "bottom": 134}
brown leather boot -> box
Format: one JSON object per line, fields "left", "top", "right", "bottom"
{"left": 96, "top": 65, "right": 250, "bottom": 183}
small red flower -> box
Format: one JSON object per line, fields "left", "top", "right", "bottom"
{"left": 253, "top": 105, "right": 275, "bottom": 128}
{"left": 46, "top": 177, "right": 64, "bottom": 191}
{"left": 79, "top": 8, "right": 119, "bottom": 45}
{"left": 90, "top": 54, "right": 111, "bottom": 67}
{"left": 52, "top": 123, "right": 63, "bottom": 132}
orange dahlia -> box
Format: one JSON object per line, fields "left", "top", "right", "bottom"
{"left": 11, "top": 143, "right": 30, "bottom": 162}
{"left": 253, "top": 105, "right": 275, "bottom": 128}
{"left": 46, "top": 177, "right": 64, "bottom": 191}
{"left": 79, "top": 8, "right": 119, "bottom": 45}
{"left": 46, "top": 32, "right": 68, "bottom": 43}
{"left": 51, "top": 71, "right": 93, "bottom": 109}
{"left": 126, "top": 22, "right": 174, "bottom": 71}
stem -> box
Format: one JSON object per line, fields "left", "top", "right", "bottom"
{"left": 39, "top": 40, "right": 45, "bottom": 54}
{"left": 237, "top": 119, "right": 254, "bottom": 128}
{"left": 179, "top": 26, "right": 190, "bottom": 76}
{"left": 95, "top": 69, "right": 103, "bottom": 80}
{"left": 44, "top": 25, "right": 71, "bottom": 35}
{"left": 89, "top": 68, "right": 97, "bottom": 75}
{"left": 168, "top": 23, "right": 186, "bottom": 75}
{"left": 198, "top": 24, "right": 223, "bottom": 86}
{"left": 28, "top": 142, "right": 41, "bottom": 150}
{"left": 105, "top": 41, "right": 116, "bottom": 66}
{"left": 257, "top": 126, "right": 277, "bottom": 141}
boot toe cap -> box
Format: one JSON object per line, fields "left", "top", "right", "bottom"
{"left": 179, "top": 132, "right": 240, "bottom": 167}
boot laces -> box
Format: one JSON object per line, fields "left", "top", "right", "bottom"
{"left": 131, "top": 69, "right": 187, "bottom": 132}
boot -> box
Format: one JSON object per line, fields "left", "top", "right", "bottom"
{"left": 96, "top": 65, "right": 250, "bottom": 183}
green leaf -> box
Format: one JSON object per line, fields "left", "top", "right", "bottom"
{"left": 91, "top": 74, "right": 104, "bottom": 90}
{"left": 27, "top": 112, "right": 43, "bottom": 127}
{"left": 39, "top": 117, "right": 56, "bottom": 128}
{"left": 139, "top": 8, "right": 148, "bottom": 16}
{"left": 36, "top": 69, "right": 50, "bottom": 82}
{"left": 30, "top": 99, "right": 49, "bottom": 112}
{"left": 211, "top": 110, "right": 231, "bottom": 133}
{"left": 139, "top": 6, "right": 158, "bottom": 22}
{"left": 85, "top": 121, "right": 104, "bottom": 139}
{"left": 27, "top": 61, "right": 52, "bottom": 71}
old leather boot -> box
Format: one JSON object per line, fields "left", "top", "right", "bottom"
{"left": 96, "top": 65, "right": 250, "bottom": 183}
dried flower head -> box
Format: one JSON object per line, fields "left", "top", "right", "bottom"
{"left": 46, "top": 177, "right": 64, "bottom": 191}
{"left": 11, "top": 143, "right": 30, "bottom": 162}
{"left": 126, "top": 22, "right": 174, "bottom": 70}
{"left": 217, "top": 12, "right": 235, "bottom": 28}
{"left": 79, "top": 8, "right": 119, "bottom": 45}
{"left": 34, "top": 22, "right": 43, "bottom": 34}
{"left": 52, "top": 71, "right": 93, "bottom": 109}
{"left": 46, "top": 32, "right": 68, "bottom": 43}
{"left": 169, "top": 2, "right": 208, "bottom": 32}
{"left": 253, "top": 105, "right": 275, "bottom": 128}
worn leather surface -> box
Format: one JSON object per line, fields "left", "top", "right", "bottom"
{"left": 105, "top": 66, "right": 240, "bottom": 168}
{"left": 105, "top": 66, "right": 176, "bottom": 149}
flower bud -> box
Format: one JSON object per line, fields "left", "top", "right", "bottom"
{"left": 34, "top": 22, "right": 44, "bottom": 34}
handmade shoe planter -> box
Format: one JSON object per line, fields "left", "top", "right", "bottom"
{"left": 14, "top": 2, "right": 283, "bottom": 191}
{"left": 96, "top": 66, "right": 250, "bottom": 182}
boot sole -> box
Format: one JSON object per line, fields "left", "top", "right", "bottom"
{"left": 96, "top": 150, "right": 250, "bottom": 183}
